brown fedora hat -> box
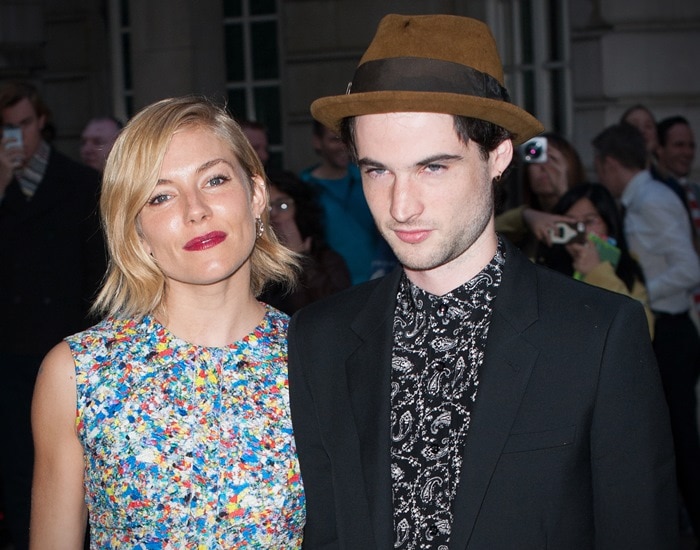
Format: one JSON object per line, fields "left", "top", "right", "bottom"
{"left": 311, "top": 14, "right": 544, "bottom": 145}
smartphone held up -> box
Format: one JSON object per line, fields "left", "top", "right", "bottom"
{"left": 2, "top": 126, "right": 24, "bottom": 169}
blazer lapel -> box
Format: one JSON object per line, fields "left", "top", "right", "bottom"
{"left": 346, "top": 268, "right": 402, "bottom": 550}
{"left": 449, "top": 242, "right": 541, "bottom": 549}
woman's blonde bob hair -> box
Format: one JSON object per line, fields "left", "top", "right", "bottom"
{"left": 92, "top": 95, "right": 298, "bottom": 318}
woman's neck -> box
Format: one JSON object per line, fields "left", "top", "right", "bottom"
{"left": 155, "top": 288, "right": 265, "bottom": 348}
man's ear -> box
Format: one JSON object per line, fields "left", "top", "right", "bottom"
{"left": 491, "top": 139, "right": 514, "bottom": 179}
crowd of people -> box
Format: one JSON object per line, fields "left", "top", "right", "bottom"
{"left": 0, "top": 11, "right": 698, "bottom": 550}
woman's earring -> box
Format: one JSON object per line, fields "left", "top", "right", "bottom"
{"left": 255, "top": 217, "right": 264, "bottom": 238}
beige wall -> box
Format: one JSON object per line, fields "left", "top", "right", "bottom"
{"left": 128, "top": 0, "right": 226, "bottom": 110}
{"left": 570, "top": 0, "right": 700, "bottom": 177}
{"left": 0, "top": 1, "right": 113, "bottom": 158}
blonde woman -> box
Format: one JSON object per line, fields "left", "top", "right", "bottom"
{"left": 30, "top": 96, "right": 304, "bottom": 548}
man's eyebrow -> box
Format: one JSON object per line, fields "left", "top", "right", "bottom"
{"left": 415, "top": 153, "right": 463, "bottom": 166}
{"left": 357, "top": 157, "right": 387, "bottom": 169}
{"left": 357, "top": 153, "right": 463, "bottom": 170}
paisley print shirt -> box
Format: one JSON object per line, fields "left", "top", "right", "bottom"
{"left": 67, "top": 305, "right": 305, "bottom": 549}
{"left": 391, "top": 242, "right": 504, "bottom": 549}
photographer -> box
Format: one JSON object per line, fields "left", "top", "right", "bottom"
{"left": 0, "top": 80, "right": 105, "bottom": 549}
{"left": 495, "top": 132, "right": 586, "bottom": 258}
{"left": 538, "top": 182, "right": 654, "bottom": 336}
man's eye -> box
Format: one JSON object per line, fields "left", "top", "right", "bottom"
{"left": 365, "top": 167, "right": 387, "bottom": 177}
{"left": 424, "top": 164, "right": 444, "bottom": 173}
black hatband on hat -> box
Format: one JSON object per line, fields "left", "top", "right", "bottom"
{"left": 348, "top": 57, "right": 510, "bottom": 102}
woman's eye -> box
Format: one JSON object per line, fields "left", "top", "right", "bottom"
{"left": 148, "top": 194, "right": 170, "bottom": 205}
{"left": 208, "top": 175, "right": 230, "bottom": 186}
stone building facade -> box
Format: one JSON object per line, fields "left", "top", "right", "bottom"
{"left": 0, "top": 0, "right": 698, "bottom": 178}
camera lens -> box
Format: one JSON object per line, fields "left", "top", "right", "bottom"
{"left": 523, "top": 141, "right": 543, "bottom": 162}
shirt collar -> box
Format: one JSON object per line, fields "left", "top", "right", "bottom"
{"left": 621, "top": 169, "right": 651, "bottom": 209}
{"left": 400, "top": 237, "right": 505, "bottom": 311}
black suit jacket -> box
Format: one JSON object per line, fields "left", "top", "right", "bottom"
{"left": 288, "top": 239, "right": 678, "bottom": 549}
{"left": 0, "top": 148, "right": 106, "bottom": 357}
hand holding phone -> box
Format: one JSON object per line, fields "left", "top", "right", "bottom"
{"left": 3, "top": 126, "right": 22, "bottom": 148}
{"left": 2, "top": 126, "right": 24, "bottom": 168}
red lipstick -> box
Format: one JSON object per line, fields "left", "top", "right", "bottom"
{"left": 183, "top": 231, "right": 226, "bottom": 251}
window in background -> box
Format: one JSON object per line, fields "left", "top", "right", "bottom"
{"left": 488, "top": 0, "right": 572, "bottom": 136}
{"left": 108, "top": 0, "right": 133, "bottom": 122}
{"left": 224, "top": 0, "right": 283, "bottom": 169}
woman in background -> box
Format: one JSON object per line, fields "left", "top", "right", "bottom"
{"left": 30, "top": 96, "right": 305, "bottom": 548}
{"left": 539, "top": 182, "right": 654, "bottom": 335}
{"left": 621, "top": 104, "right": 659, "bottom": 163}
{"left": 496, "top": 131, "right": 586, "bottom": 257}
{"left": 260, "top": 170, "right": 351, "bottom": 314}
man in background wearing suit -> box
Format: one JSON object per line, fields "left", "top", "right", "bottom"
{"left": 0, "top": 80, "right": 106, "bottom": 550}
{"left": 288, "top": 14, "right": 678, "bottom": 549}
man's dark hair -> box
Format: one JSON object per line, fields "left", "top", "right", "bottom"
{"left": 339, "top": 114, "right": 513, "bottom": 162}
{"left": 0, "top": 80, "right": 50, "bottom": 124}
{"left": 591, "top": 123, "right": 647, "bottom": 171}
{"left": 657, "top": 115, "right": 691, "bottom": 147}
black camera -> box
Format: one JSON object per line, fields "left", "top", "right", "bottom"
{"left": 520, "top": 136, "right": 548, "bottom": 163}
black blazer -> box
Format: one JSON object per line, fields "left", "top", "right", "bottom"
{"left": 288, "top": 239, "right": 678, "bottom": 549}
{"left": 0, "top": 148, "right": 106, "bottom": 357}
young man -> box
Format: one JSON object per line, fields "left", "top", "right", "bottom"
{"left": 0, "top": 81, "right": 106, "bottom": 549}
{"left": 288, "top": 14, "right": 678, "bottom": 549}
{"left": 593, "top": 122, "right": 700, "bottom": 540}
{"left": 655, "top": 115, "right": 697, "bottom": 185}
{"left": 300, "top": 120, "right": 384, "bottom": 284}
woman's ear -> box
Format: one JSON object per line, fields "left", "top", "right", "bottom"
{"left": 250, "top": 175, "right": 267, "bottom": 218}
{"left": 135, "top": 217, "right": 152, "bottom": 256}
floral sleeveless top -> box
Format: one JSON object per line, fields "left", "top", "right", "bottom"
{"left": 67, "top": 306, "right": 305, "bottom": 549}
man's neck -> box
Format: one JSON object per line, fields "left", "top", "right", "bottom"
{"left": 620, "top": 168, "right": 647, "bottom": 202}
{"left": 404, "top": 230, "right": 498, "bottom": 296}
{"left": 656, "top": 163, "right": 685, "bottom": 182}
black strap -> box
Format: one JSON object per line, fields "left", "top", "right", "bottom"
{"left": 349, "top": 56, "right": 510, "bottom": 102}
